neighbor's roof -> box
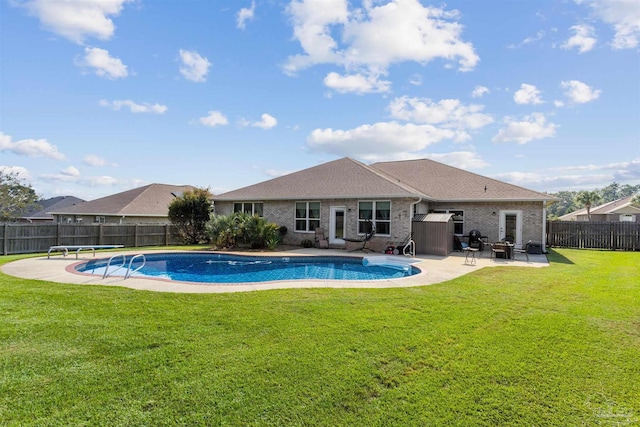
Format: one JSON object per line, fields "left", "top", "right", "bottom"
{"left": 214, "top": 157, "right": 420, "bottom": 201}
{"left": 49, "top": 184, "right": 194, "bottom": 216}
{"left": 215, "top": 157, "right": 557, "bottom": 202}
{"left": 21, "top": 196, "right": 85, "bottom": 220}
{"left": 559, "top": 195, "right": 640, "bottom": 219}
{"left": 371, "top": 158, "right": 556, "bottom": 202}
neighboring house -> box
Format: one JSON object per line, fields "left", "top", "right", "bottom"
{"left": 213, "top": 157, "right": 557, "bottom": 253}
{"left": 50, "top": 184, "right": 194, "bottom": 224}
{"left": 559, "top": 196, "right": 640, "bottom": 222}
{"left": 17, "top": 196, "right": 85, "bottom": 222}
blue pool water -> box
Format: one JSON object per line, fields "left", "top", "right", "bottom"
{"left": 75, "top": 252, "right": 420, "bottom": 284}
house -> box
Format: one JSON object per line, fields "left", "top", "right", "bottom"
{"left": 17, "top": 196, "right": 85, "bottom": 222}
{"left": 559, "top": 196, "right": 640, "bottom": 222}
{"left": 213, "top": 157, "right": 557, "bottom": 253}
{"left": 50, "top": 184, "right": 194, "bottom": 224}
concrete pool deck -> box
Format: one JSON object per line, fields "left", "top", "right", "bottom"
{"left": 2, "top": 248, "right": 550, "bottom": 293}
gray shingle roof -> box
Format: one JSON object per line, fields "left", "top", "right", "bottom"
{"left": 49, "top": 184, "right": 195, "bottom": 216}
{"left": 371, "top": 158, "right": 555, "bottom": 202}
{"left": 21, "top": 196, "right": 85, "bottom": 220}
{"left": 214, "top": 158, "right": 420, "bottom": 201}
{"left": 215, "top": 157, "right": 556, "bottom": 202}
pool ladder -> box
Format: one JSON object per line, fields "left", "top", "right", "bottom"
{"left": 102, "top": 254, "right": 146, "bottom": 279}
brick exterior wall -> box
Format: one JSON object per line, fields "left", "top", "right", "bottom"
{"left": 425, "top": 201, "right": 545, "bottom": 245}
{"left": 215, "top": 198, "right": 417, "bottom": 252}
{"left": 216, "top": 199, "right": 546, "bottom": 252}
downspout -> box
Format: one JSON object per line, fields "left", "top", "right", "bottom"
{"left": 407, "top": 197, "right": 422, "bottom": 256}
{"left": 542, "top": 201, "right": 547, "bottom": 253}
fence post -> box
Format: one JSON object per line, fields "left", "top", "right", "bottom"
{"left": 3, "top": 223, "right": 7, "bottom": 256}
{"left": 165, "top": 225, "right": 169, "bottom": 246}
{"left": 134, "top": 224, "right": 139, "bottom": 247}
{"left": 99, "top": 224, "right": 104, "bottom": 245}
{"left": 57, "top": 223, "right": 61, "bottom": 245}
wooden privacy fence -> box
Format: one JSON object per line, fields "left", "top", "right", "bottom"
{"left": 547, "top": 221, "right": 640, "bottom": 251}
{"left": 0, "top": 223, "right": 182, "bottom": 255}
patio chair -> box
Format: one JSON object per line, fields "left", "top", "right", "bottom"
{"left": 314, "top": 228, "right": 329, "bottom": 249}
{"left": 513, "top": 240, "right": 531, "bottom": 262}
{"left": 490, "top": 242, "right": 506, "bottom": 261}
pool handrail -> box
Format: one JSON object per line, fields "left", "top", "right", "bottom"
{"left": 124, "top": 254, "right": 146, "bottom": 279}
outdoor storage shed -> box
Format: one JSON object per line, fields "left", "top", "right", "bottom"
{"left": 412, "top": 213, "right": 455, "bottom": 256}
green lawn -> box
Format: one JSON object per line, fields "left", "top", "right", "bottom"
{"left": 1, "top": 249, "right": 638, "bottom": 426}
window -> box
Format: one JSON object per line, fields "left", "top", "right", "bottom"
{"left": 620, "top": 214, "right": 636, "bottom": 222}
{"left": 432, "top": 209, "right": 464, "bottom": 235}
{"left": 358, "top": 201, "right": 390, "bottom": 235}
{"left": 95, "top": 216, "right": 106, "bottom": 224}
{"left": 233, "top": 202, "right": 263, "bottom": 217}
{"left": 295, "top": 202, "right": 320, "bottom": 232}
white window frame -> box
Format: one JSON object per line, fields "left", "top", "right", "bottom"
{"left": 233, "top": 202, "right": 264, "bottom": 217}
{"left": 358, "top": 200, "right": 391, "bottom": 236}
{"left": 95, "top": 216, "right": 106, "bottom": 224}
{"left": 295, "top": 201, "right": 320, "bottom": 232}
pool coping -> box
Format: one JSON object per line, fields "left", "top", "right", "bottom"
{"left": 1, "top": 248, "right": 550, "bottom": 293}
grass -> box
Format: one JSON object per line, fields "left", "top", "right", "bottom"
{"left": 0, "top": 248, "right": 638, "bottom": 426}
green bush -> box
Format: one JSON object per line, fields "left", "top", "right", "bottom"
{"left": 207, "top": 213, "right": 280, "bottom": 250}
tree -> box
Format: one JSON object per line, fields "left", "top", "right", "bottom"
{"left": 575, "top": 190, "right": 602, "bottom": 222}
{"left": 0, "top": 171, "right": 39, "bottom": 222}
{"left": 168, "top": 187, "right": 213, "bottom": 244}
{"left": 631, "top": 193, "right": 640, "bottom": 208}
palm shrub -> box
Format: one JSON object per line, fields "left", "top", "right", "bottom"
{"left": 207, "top": 213, "right": 245, "bottom": 249}
{"left": 207, "top": 213, "right": 280, "bottom": 250}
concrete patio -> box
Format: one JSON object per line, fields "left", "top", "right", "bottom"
{"left": 2, "top": 248, "right": 549, "bottom": 293}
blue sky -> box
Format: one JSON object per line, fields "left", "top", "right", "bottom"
{"left": 1, "top": 0, "right": 639, "bottom": 201}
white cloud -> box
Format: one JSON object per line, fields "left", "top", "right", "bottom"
{"left": 61, "top": 166, "right": 80, "bottom": 177}
{"left": 388, "top": 96, "right": 494, "bottom": 135}
{"left": 426, "top": 151, "right": 489, "bottom": 169}
{"left": 237, "top": 1, "right": 256, "bottom": 29}
{"left": 492, "top": 113, "right": 558, "bottom": 144}
{"left": 284, "top": 0, "right": 478, "bottom": 93}
{"left": 252, "top": 113, "right": 278, "bottom": 129}
{"left": 494, "top": 158, "right": 640, "bottom": 191}
{"left": 323, "top": 72, "right": 391, "bottom": 94}
{"left": 0, "top": 165, "right": 31, "bottom": 181}
{"left": 306, "top": 121, "right": 457, "bottom": 162}
{"left": 179, "top": 49, "right": 211, "bottom": 83}
{"left": 579, "top": 0, "right": 640, "bottom": 49}
{"left": 99, "top": 99, "right": 168, "bottom": 114}
{"left": 471, "top": 85, "right": 490, "bottom": 98}
{"left": 77, "top": 47, "right": 128, "bottom": 79}
{"left": 409, "top": 74, "right": 423, "bottom": 86}
{"left": 513, "top": 83, "right": 543, "bottom": 105}
{"left": 83, "top": 154, "right": 115, "bottom": 167}
{"left": 560, "top": 80, "right": 602, "bottom": 104}
{"left": 17, "top": 0, "right": 132, "bottom": 44}
{"left": 0, "top": 132, "right": 66, "bottom": 160}
{"left": 40, "top": 170, "right": 119, "bottom": 186}
{"left": 199, "top": 111, "right": 229, "bottom": 127}
{"left": 507, "top": 30, "right": 547, "bottom": 49}
{"left": 562, "top": 24, "right": 597, "bottom": 53}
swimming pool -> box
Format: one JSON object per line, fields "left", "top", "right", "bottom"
{"left": 75, "top": 252, "right": 420, "bottom": 284}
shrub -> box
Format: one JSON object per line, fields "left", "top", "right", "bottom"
{"left": 168, "top": 188, "right": 213, "bottom": 244}
{"left": 207, "top": 213, "right": 280, "bottom": 250}
{"left": 301, "top": 239, "right": 313, "bottom": 248}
